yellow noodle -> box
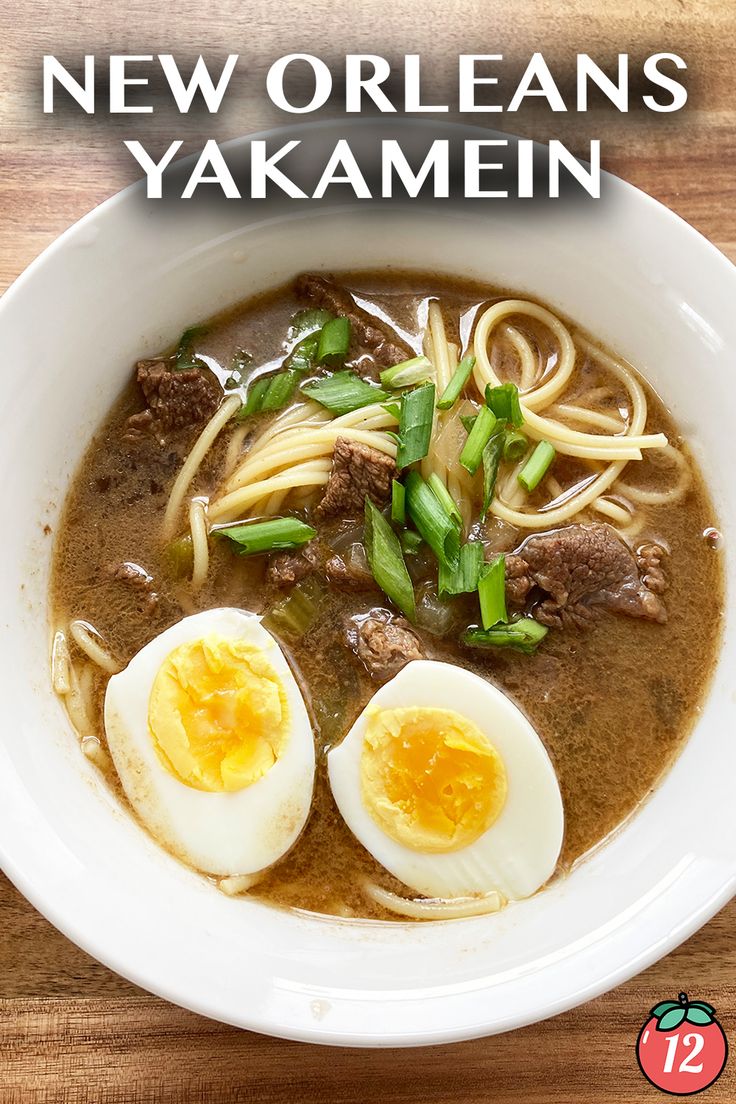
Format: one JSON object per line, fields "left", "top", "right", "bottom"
{"left": 549, "top": 403, "right": 626, "bottom": 433}
{"left": 615, "top": 444, "right": 692, "bottom": 505}
{"left": 163, "top": 394, "right": 242, "bottom": 538}
{"left": 69, "top": 621, "right": 121, "bottom": 675}
{"left": 189, "top": 498, "right": 209, "bottom": 591}
{"left": 363, "top": 881, "right": 505, "bottom": 920}
{"left": 209, "top": 464, "right": 332, "bottom": 523}
{"left": 502, "top": 324, "right": 538, "bottom": 392}
{"left": 591, "top": 497, "right": 633, "bottom": 526}
{"left": 51, "top": 629, "right": 71, "bottom": 694}
{"left": 64, "top": 660, "right": 95, "bottom": 736}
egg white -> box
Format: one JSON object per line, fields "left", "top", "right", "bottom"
{"left": 327, "top": 660, "right": 564, "bottom": 900}
{"left": 104, "top": 608, "right": 315, "bottom": 877}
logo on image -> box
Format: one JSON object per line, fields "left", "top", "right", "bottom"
{"left": 636, "top": 992, "right": 728, "bottom": 1095}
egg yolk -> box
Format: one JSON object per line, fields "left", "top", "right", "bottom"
{"left": 148, "top": 634, "right": 290, "bottom": 793}
{"left": 360, "top": 706, "right": 507, "bottom": 853}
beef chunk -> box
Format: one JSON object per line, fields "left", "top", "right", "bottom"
{"left": 125, "top": 359, "right": 221, "bottom": 439}
{"left": 505, "top": 523, "right": 668, "bottom": 628}
{"left": 348, "top": 609, "right": 425, "bottom": 681}
{"left": 294, "top": 273, "right": 410, "bottom": 368}
{"left": 267, "top": 543, "right": 318, "bottom": 587}
{"left": 106, "top": 560, "right": 159, "bottom": 609}
{"left": 324, "top": 547, "right": 376, "bottom": 590}
{"left": 318, "top": 436, "right": 396, "bottom": 519}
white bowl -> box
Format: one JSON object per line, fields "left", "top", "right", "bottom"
{"left": 0, "top": 120, "right": 734, "bottom": 1046}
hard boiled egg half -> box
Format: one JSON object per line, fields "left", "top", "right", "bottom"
{"left": 104, "top": 608, "right": 315, "bottom": 877}
{"left": 328, "top": 660, "right": 564, "bottom": 902}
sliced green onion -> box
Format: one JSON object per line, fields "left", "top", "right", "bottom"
{"left": 286, "top": 333, "right": 320, "bottom": 372}
{"left": 380, "top": 355, "right": 435, "bottom": 389}
{"left": 437, "top": 355, "right": 476, "bottom": 410}
{"left": 503, "top": 429, "right": 528, "bottom": 461}
{"left": 478, "top": 555, "right": 507, "bottom": 629}
{"left": 400, "top": 529, "right": 423, "bottom": 555}
{"left": 238, "top": 371, "right": 298, "bottom": 419}
{"left": 405, "top": 470, "right": 460, "bottom": 567}
{"left": 460, "top": 405, "right": 497, "bottom": 474}
{"left": 396, "top": 382, "right": 435, "bottom": 469}
{"left": 216, "top": 517, "right": 316, "bottom": 556}
{"left": 288, "top": 308, "right": 334, "bottom": 341}
{"left": 439, "top": 541, "right": 483, "bottom": 597}
{"left": 364, "top": 498, "right": 416, "bottom": 620}
{"left": 427, "top": 473, "right": 462, "bottom": 529}
{"left": 518, "top": 440, "right": 556, "bottom": 492}
{"left": 486, "top": 382, "right": 524, "bottom": 427}
{"left": 237, "top": 376, "right": 272, "bottom": 419}
{"left": 174, "top": 324, "right": 209, "bottom": 371}
{"left": 317, "top": 316, "right": 351, "bottom": 365}
{"left": 261, "top": 369, "right": 299, "bottom": 412}
{"left": 262, "top": 577, "right": 325, "bottom": 639}
{"left": 460, "top": 413, "right": 477, "bottom": 434}
{"left": 301, "top": 371, "right": 388, "bottom": 416}
{"left": 481, "top": 425, "right": 506, "bottom": 519}
{"left": 391, "top": 479, "right": 406, "bottom": 525}
{"left": 463, "top": 617, "right": 548, "bottom": 655}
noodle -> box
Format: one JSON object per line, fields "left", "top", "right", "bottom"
{"left": 189, "top": 498, "right": 209, "bottom": 590}
{"left": 218, "top": 873, "right": 263, "bottom": 896}
{"left": 615, "top": 443, "right": 692, "bottom": 505}
{"left": 363, "top": 881, "right": 505, "bottom": 920}
{"left": 63, "top": 660, "right": 95, "bottom": 736}
{"left": 163, "top": 394, "right": 242, "bottom": 538}
{"left": 69, "top": 620, "right": 121, "bottom": 675}
{"left": 51, "top": 629, "right": 71, "bottom": 694}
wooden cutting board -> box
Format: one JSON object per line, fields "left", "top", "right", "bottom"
{"left": 1, "top": 1, "right": 734, "bottom": 1099}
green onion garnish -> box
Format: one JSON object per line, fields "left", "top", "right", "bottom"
{"left": 286, "top": 333, "right": 320, "bottom": 373}
{"left": 216, "top": 517, "right": 316, "bottom": 556}
{"left": 174, "top": 324, "right": 209, "bottom": 371}
{"left": 260, "top": 369, "right": 299, "bottom": 412}
{"left": 478, "top": 555, "right": 507, "bottom": 628}
{"left": 439, "top": 541, "right": 483, "bottom": 597}
{"left": 463, "top": 617, "right": 548, "bottom": 655}
{"left": 391, "top": 479, "right": 406, "bottom": 525}
{"left": 486, "top": 382, "right": 524, "bottom": 427}
{"left": 400, "top": 529, "right": 423, "bottom": 555}
{"left": 427, "top": 473, "right": 462, "bottom": 529}
{"left": 503, "top": 429, "right": 528, "bottom": 461}
{"left": 262, "top": 577, "right": 325, "bottom": 639}
{"left": 238, "top": 376, "right": 271, "bottom": 419}
{"left": 317, "top": 316, "right": 351, "bottom": 366}
{"left": 460, "top": 405, "right": 497, "bottom": 474}
{"left": 405, "top": 470, "right": 460, "bottom": 567}
{"left": 301, "top": 371, "right": 388, "bottom": 416}
{"left": 364, "top": 498, "right": 416, "bottom": 620}
{"left": 481, "top": 424, "right": 506, "bottom": 518}
{"left": 288, "top": 308, "right": 334, "bottom": 341}
{"left": 238, "top": 371, "right": 298, "bottom": 418}
{"left": 380, "top": 355, "right": 435, "bottom": 389}
{"left": 518, "top": 440, "right": 556, "bottom": 492}
{"left": 460, "top": 413, "right": 477, "bottom": 434}
{"left": 396, "top": 382, "right": 435, "bottom": 469}
{"left": 437, "top": 355, "right": 476, "bottom": 410}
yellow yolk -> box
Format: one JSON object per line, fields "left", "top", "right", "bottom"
{"left": 147, "top": 634, "right": 290, "bottom": 792}
{"left": 360, "top": 706, "right": 507, "bottom": 853}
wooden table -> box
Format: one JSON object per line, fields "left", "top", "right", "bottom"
{"left": 1, "top": 1, "right": 734, "bottom": 1099}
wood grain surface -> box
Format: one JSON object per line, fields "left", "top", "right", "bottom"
{"left": 1, "top": 1, "right": 734, "bottom": 1100}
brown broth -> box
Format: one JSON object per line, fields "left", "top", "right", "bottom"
{"left": 49, "top": 271, "right": 724, "bottom": 919}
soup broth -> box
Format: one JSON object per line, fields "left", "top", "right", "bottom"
{"left": 50, "top": 272, "right": 724, "bottom": 919}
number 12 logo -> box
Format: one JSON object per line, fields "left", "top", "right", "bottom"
{"left": 636, "top": 992, "right": 728, "bottom": 1095}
